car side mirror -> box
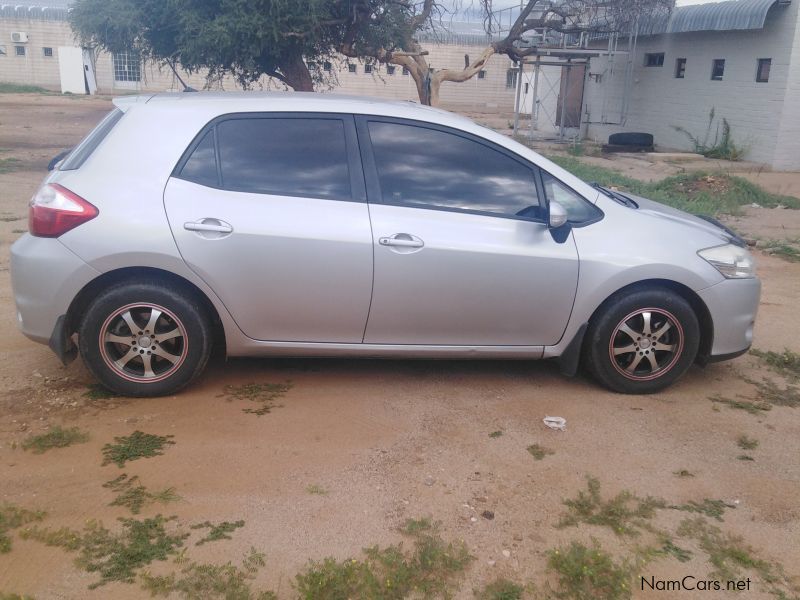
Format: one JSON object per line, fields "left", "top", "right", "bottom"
{"left": 549, "top": 201, "right": 569, "bottom": 229}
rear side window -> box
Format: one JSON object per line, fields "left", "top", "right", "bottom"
{"left": 60, "top": 108, "right": 124, "bottom": 171}
{"left": 179, "top": 117, "right": 352, "bottom": 200}
{"left": 180, "top": 130, "right": 218, "bottom": 188}
{"left": 367, "top": 121, "right": 541, "bottom": 219}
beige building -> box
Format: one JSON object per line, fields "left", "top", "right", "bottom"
{"left": 0, "top": 3, "right": 517, "bottom": 111}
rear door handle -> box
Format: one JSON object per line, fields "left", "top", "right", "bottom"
{"left": 184, "top": 219, "right": 233, "bottom": 234}
{"left": 379, "top": 234, "right": 424, "bottom": 248}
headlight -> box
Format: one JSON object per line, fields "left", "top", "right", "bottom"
{"left": 698, "top": 243, "right": 756, "bottom": 279}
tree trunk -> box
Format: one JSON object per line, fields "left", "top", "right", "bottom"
{"left": 429, "top": 47, "right": 496, "bottom": 106}
{"left": 280, "top": 55, "right": 314, "bottom": 91}
{"left": 387, "top": 52, "right": 432, "bottom": 105}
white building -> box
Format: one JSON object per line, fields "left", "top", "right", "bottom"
{"left": 580, "top": 0, "right": 800, "bottom": 170}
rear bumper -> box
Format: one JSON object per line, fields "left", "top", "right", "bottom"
{"left": 697, "top": 277, "right": 761, "bottom": 360}
{"left": 11, "top": 234, "right": 100, "bottom": 347}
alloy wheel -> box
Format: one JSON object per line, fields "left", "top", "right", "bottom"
{"left": 608, "top": 307, "right": 684, "bottom": 381}
{"left": 98, "top": 302, "right": 188, "bottom": 383}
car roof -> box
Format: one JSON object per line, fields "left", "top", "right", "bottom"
{"left": 113, "top": 91, "right": 472, "bottom": 127}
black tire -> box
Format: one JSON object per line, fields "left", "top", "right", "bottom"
{"left": 608, "top": 132, "right": 654, "bottom": 147}
{"left": 584, "top": 287, "right": 700, "bottom": 394}
{"left": 78, "top": 281, "right": 212, "bottom": 397}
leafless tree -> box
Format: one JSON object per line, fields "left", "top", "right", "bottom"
{"left": 340, "top": 0, "right": 671, "bottom": 105}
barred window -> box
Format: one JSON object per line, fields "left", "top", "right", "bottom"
{"left": 43, "top": 47, "right": 53, "bottom": 57}
{"left": 506, "top": 68, "right": 518, "bottom": 89}
{"left": 113, "top": 52, "right": 141, "bottom": 82}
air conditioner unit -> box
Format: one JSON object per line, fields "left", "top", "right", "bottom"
{"left": 11, "top": 32, "right": 29, "bottom": 43}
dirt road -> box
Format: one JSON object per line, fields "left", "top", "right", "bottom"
{"left": 1, "top": 94, "right": 798, "bottom": 599}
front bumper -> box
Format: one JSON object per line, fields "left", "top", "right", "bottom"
{"left": 11, "top": 234, "right": 100, "bottom": 347}
{"left": 697, "top": 276, "right": 761, "bottom": 359}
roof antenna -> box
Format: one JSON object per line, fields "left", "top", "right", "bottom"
{"left": 167, "top": 58, "right": 197, "bottom": 92}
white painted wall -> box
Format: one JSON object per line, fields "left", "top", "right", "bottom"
{"left": 773, "top": 2, "right": 800, "bottom": 170}
{"left": 583, "top": 0, "right": 800, "bottom": 170}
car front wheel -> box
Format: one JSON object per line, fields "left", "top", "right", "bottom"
{"left": 78, "top": 282, "right": 212, "bottom": 397}
{"left": 584, "top": 287, "right": 700, "bottom": 394}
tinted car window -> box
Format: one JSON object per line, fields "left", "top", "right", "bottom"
{"left": 368, "top": 121, "right": 541, "bottom": 219}
{"left": 541, "top": 171, "right": 602, "bottom": 224}
{"left": 180, "top": 130, "right": 218, "bottom": 188}
{"left": 216, "top": 118, "right": 351, "bottom": 199}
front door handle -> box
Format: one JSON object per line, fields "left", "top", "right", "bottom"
{"left": 184, "top": 219, "right": 233, "bottom": 234}
{"left": 379, "top": 234, "right": 424, "bottom": 248}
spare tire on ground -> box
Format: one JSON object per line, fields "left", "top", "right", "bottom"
{"left": 603, "top": 132, "right": 654, "bottom": 153}
{"left": 608, "top": 132, "right": 654, "bottom": 146}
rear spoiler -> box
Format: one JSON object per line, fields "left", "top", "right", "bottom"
{"left": 112, "top": 94, "right": 155, "bottom": 112}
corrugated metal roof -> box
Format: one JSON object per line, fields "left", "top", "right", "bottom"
{"left": 639, "top": 0, "right": 791, "bottom": 35}
{"left": 1, "top": 0, "right": 71, "bottom": 6}
{"left": 0, "top": 4, "right": 69, "bottom": 20}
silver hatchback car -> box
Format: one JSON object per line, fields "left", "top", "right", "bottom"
{"left": 11, "top": 93, "right": 760, "bottom": 396}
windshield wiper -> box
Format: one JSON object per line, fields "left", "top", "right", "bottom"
{"left": 590, "top": 183, "right": 638, "bottom": 208}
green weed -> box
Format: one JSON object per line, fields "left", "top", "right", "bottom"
{"left": 101, "top": 431, "right": 175, "bottom": 468}
{"left": 527, "top": 443, "right": 554, "bottom": 460}
{"left": 220, "top": 382, "right": 292, "bottom": 416}
{"left": 140, "top": 547, "right": 276, "bottom": 599}
{"left": 475, "top": 578, "right": 525, "bottom": 599}
{"left": 400, "top": 517, "right": 433, "bottom": 535}
{"left": 657, "top": 538, "right": 692, "bottom": 563}
{"left": 0, "top": 504, "right": 46, "bottom": 553}
{"left": 677, "top": 518, "right": 799, "bottom": 597}
{"left": 673, "top": 108, "right": 747, "bottom": 161}
{"left": 103, "top": 474, "right": 180, "bottom": 515}
{"left": 488, "top": 430, "right": 504, "bottom": 438}
{"left": 737, "top": 435, "right": 759, "bottom": 450}
{"left": 750, "top": 379, "right": 800, "bottom": 408}
{"left": 750, "top": 348, "right": 800, "bottom": 381}
{"left": 542, "top": 153, "right": 799, "bottom": 216}
{"left": 760, "top": 239, "right": 800, "bottom": 263}
{"left": 672, "top": 469, "right": 695, "bottom": 478}
{"left": 669, "top": 499, "right": 735, "bottom": 522}
{"left": 21, "top": 515, "right": 188, "bottom": 588}
{"left": 306, "top": 484, "right": 329, "bottom": 495}
{"left": 22, "top": 426, "right": 89, "bottom": 454}
{"left": 294, "top": 518, "right": 472, "bottom": 599}
{"left": 558, "top": 476, "right": 665, "bottom": 536}
{"left": 547, "top": 540, "right": 633, "bottom": 600}
{"left": 709, "top": 395, "right": 771, "bottom": 415}
{"left": 0, "top": 158, "right": 21, "bottom": 174}
{"left": 191, "top": 520, "right": 245, "bottom": 546}
{"left": 0, "top": 82, "right": 53, "bottom": 94}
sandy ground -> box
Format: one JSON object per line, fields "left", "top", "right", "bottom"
{"left": 0, "top": 94, "right": 799, "bottom": 599}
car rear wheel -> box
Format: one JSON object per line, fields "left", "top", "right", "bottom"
{"left": 584, "top": 288, "right": 700, "bottom": 394}
{"left": 78, "top": 282, "right": 212, "bottom": 397}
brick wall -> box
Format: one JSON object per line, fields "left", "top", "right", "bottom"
{"left": 0, "top": 18, "right": 75, "bottom": 87}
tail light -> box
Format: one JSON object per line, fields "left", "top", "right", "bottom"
{"left": 29, "top": 183, "right": 98, "bottom": 237}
